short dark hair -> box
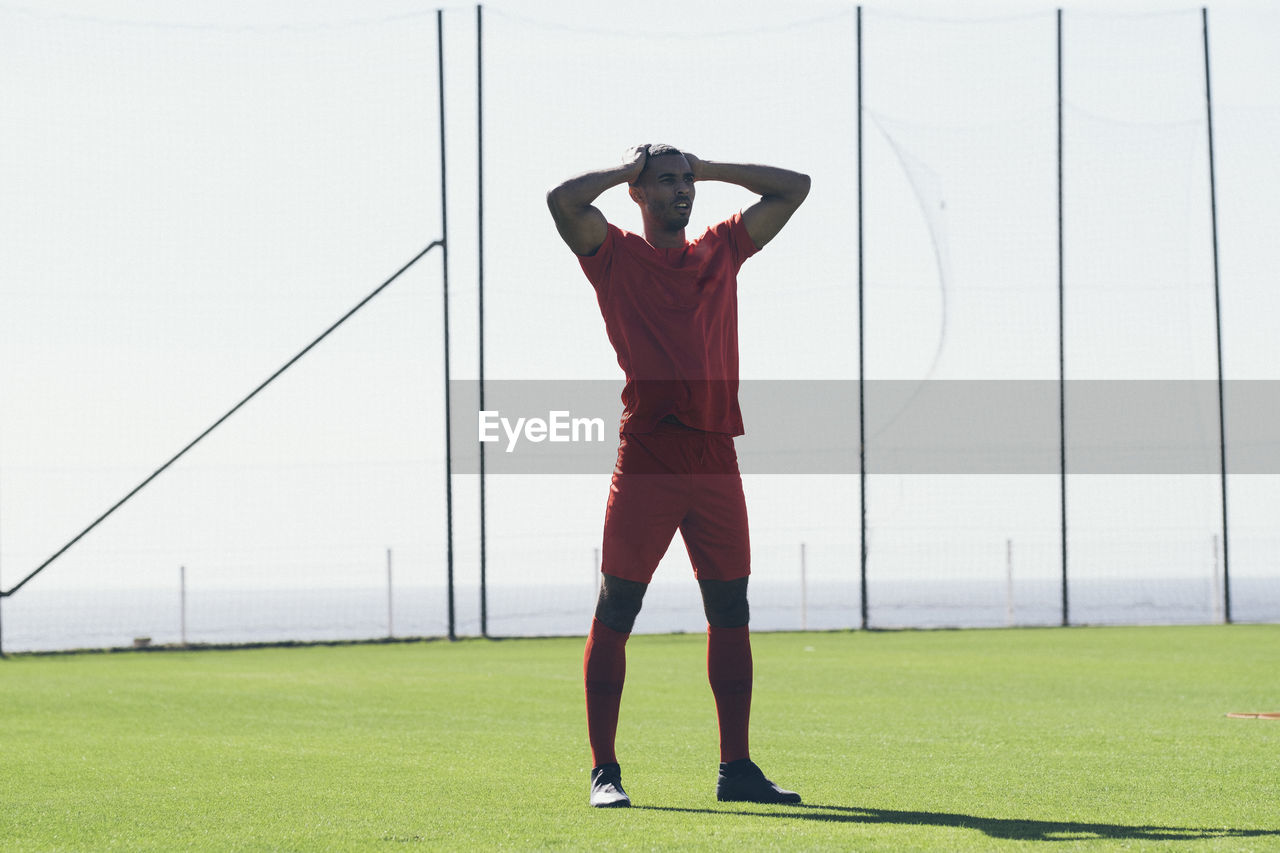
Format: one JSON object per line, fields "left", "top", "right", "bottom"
{"left": 646, "top": 143, "right": 683, "bottom": 160}
{"left": 632, "top": 144, "right": 686, "bottom": 186}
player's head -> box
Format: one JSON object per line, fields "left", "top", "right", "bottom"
{"left": 629, "top": 143, "right": 694, "bottom": 231}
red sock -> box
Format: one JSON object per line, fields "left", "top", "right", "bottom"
{"left": 707, "top": 624, "right": 753, "bottom": 763}
{"left": 584, "top": 617, "right": 629, "bottom": 767}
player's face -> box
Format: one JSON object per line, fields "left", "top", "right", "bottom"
{"left": 636, "top": 154, "right": 695, "bottom": 229}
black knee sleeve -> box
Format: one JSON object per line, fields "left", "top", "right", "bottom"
{"left": 594, "top": 576, "right": 648, "bottom": 633}
{"left": 699, "top": 578, "right": 750, "bottom": 628}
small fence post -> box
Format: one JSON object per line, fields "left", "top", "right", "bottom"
{"left": 180, "top": 565, "right": 187, "bottom": 646}
{"left": 800, "top": 542, "right": 808, "bottom": 631}
{"left": 1005, "top": 538, "right": 1014, "bottom": 627}
{"left": 1211, "top": 534, "right": 1223, "bottom": 624}
{"left": 387, "top": 548, "right": 394, "bottom": 639}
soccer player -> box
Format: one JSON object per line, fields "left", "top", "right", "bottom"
{"left": 547, "top": 144, "right": 810, "bottom": 808}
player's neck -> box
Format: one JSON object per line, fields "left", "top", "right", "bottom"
{"left": 643, "top": 225, "right": 686, "bottom": 249}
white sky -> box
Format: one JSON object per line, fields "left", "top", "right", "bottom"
{"left": 1, "top": 0, "right": 1277, "bottom": 633}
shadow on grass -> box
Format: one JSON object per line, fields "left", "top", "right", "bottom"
{"left": 634, "top": 804, "right": 1279, "bottom": 842}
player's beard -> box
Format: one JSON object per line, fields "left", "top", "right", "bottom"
{"left": 645, "top": 203, "right": 690, "bottom": 235}
{"left": 667, "top": 200, "right": 692, "bottom": 229}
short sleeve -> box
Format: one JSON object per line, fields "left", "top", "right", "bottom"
{"left": 727, "top": 212, "right": 761, "bottom": 265}
{"left": 577, "top": 223, "right": 619, "bottom": 288}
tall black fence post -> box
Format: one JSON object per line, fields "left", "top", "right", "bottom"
{"left": 1057, "top": 8, "right": 1070, "bottom": 628}
{"left": 1201, "top": 6, "right": 1231, "bottom": 624}
{"left": 437, "top": 9, "right": 456, "bottom": 642}
{"left": 476, "top": 3, "right": 489, "bottom": 639}
{"left": 856, "top": 4, "right": 869, "bottom": 632}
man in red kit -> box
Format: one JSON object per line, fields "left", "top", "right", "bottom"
{"left": 547, "top": 144, "right": 810, "bottom": 808}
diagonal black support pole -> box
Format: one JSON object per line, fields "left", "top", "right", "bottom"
{"left": 0, "top": 241, "right": 442, "bottom": 602}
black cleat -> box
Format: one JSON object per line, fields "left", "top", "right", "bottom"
{"left": 716, "top": 758, "right": 801, "bottom": 804}
{"left": 590, "top": 763, "right": 631, "bottom": 808}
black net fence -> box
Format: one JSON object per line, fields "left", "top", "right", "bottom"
{"left": 2, "top": 2, "right": 1278, "bottom": 652}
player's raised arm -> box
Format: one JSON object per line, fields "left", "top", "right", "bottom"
{"left": 687, "top": 155, "right": 810, "bottom": 250}
{"left": 547, "top": 146, "right": 649, "bottom": 257}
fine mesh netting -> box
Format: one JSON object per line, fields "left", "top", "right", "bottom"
{"left": 860, "top": 10, "right": 1062, "bottom": 626}
{"left": 1207, "top": 8, "right": 1280, "bottom": 623}
{"left": 2, "top": 1, "right": 1278, "bottom": 651}
{"left": 478, "top": 2, "right": 861, "bottom": 635}
{"left": 0, "top": 4, "right": 451, "bottom": 649}
{"left": 1060, "top": 11, "right": 1223, "bottom": 623}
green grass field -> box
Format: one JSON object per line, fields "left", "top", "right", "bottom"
{"left": 2, "top": 626, "right": 1278, "bottom": 851}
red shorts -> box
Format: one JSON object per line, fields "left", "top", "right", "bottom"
{"left": 600, "top": 419, "right": 750, "bottom": 584}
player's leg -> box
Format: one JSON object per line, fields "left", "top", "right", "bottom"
{"left": 586, "top": 432, "right": 690, "bottom": 807}
{"left": 699, "top": 577, "right": 751, "bottom": 766}
{"left": 680, "top": 438, "right": 754, "bottom": 765}
{"left": 697, "top": 579, "right": 754, "bottom": 766}
{"left": 585, "top": 573, "right": 646, "bottom": 794}
{"left": 584, "top": 575, "right": 640, "bottom": 808}
{"left": 695, "top": 576, "right": 800, "bottom": 804}
{"left": 683, "top": 438, "right": 801, "bottom": 805}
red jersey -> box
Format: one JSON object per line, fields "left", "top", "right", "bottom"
{"left": 578, "top": 213, "right": 760, "bottom": 435}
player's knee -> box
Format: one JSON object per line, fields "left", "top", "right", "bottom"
{"left": 699, "top": 577, "right": 750, "bottom": 628}
{"left": 594, "top": 574, "right": 648, "bottom": 633}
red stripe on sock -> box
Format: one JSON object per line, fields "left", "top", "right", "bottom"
{"left": 707, "top": 623, "right": 752, "bottom": 763}
{"left": 584, "top": 617, "right": 629, "bottom": 767}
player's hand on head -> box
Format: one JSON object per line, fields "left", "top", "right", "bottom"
{"left": 683, "top": 151, "right": 703, "bottom": 180}
{"left": 622, "top": 145, "right": 649, "bottom": 183}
